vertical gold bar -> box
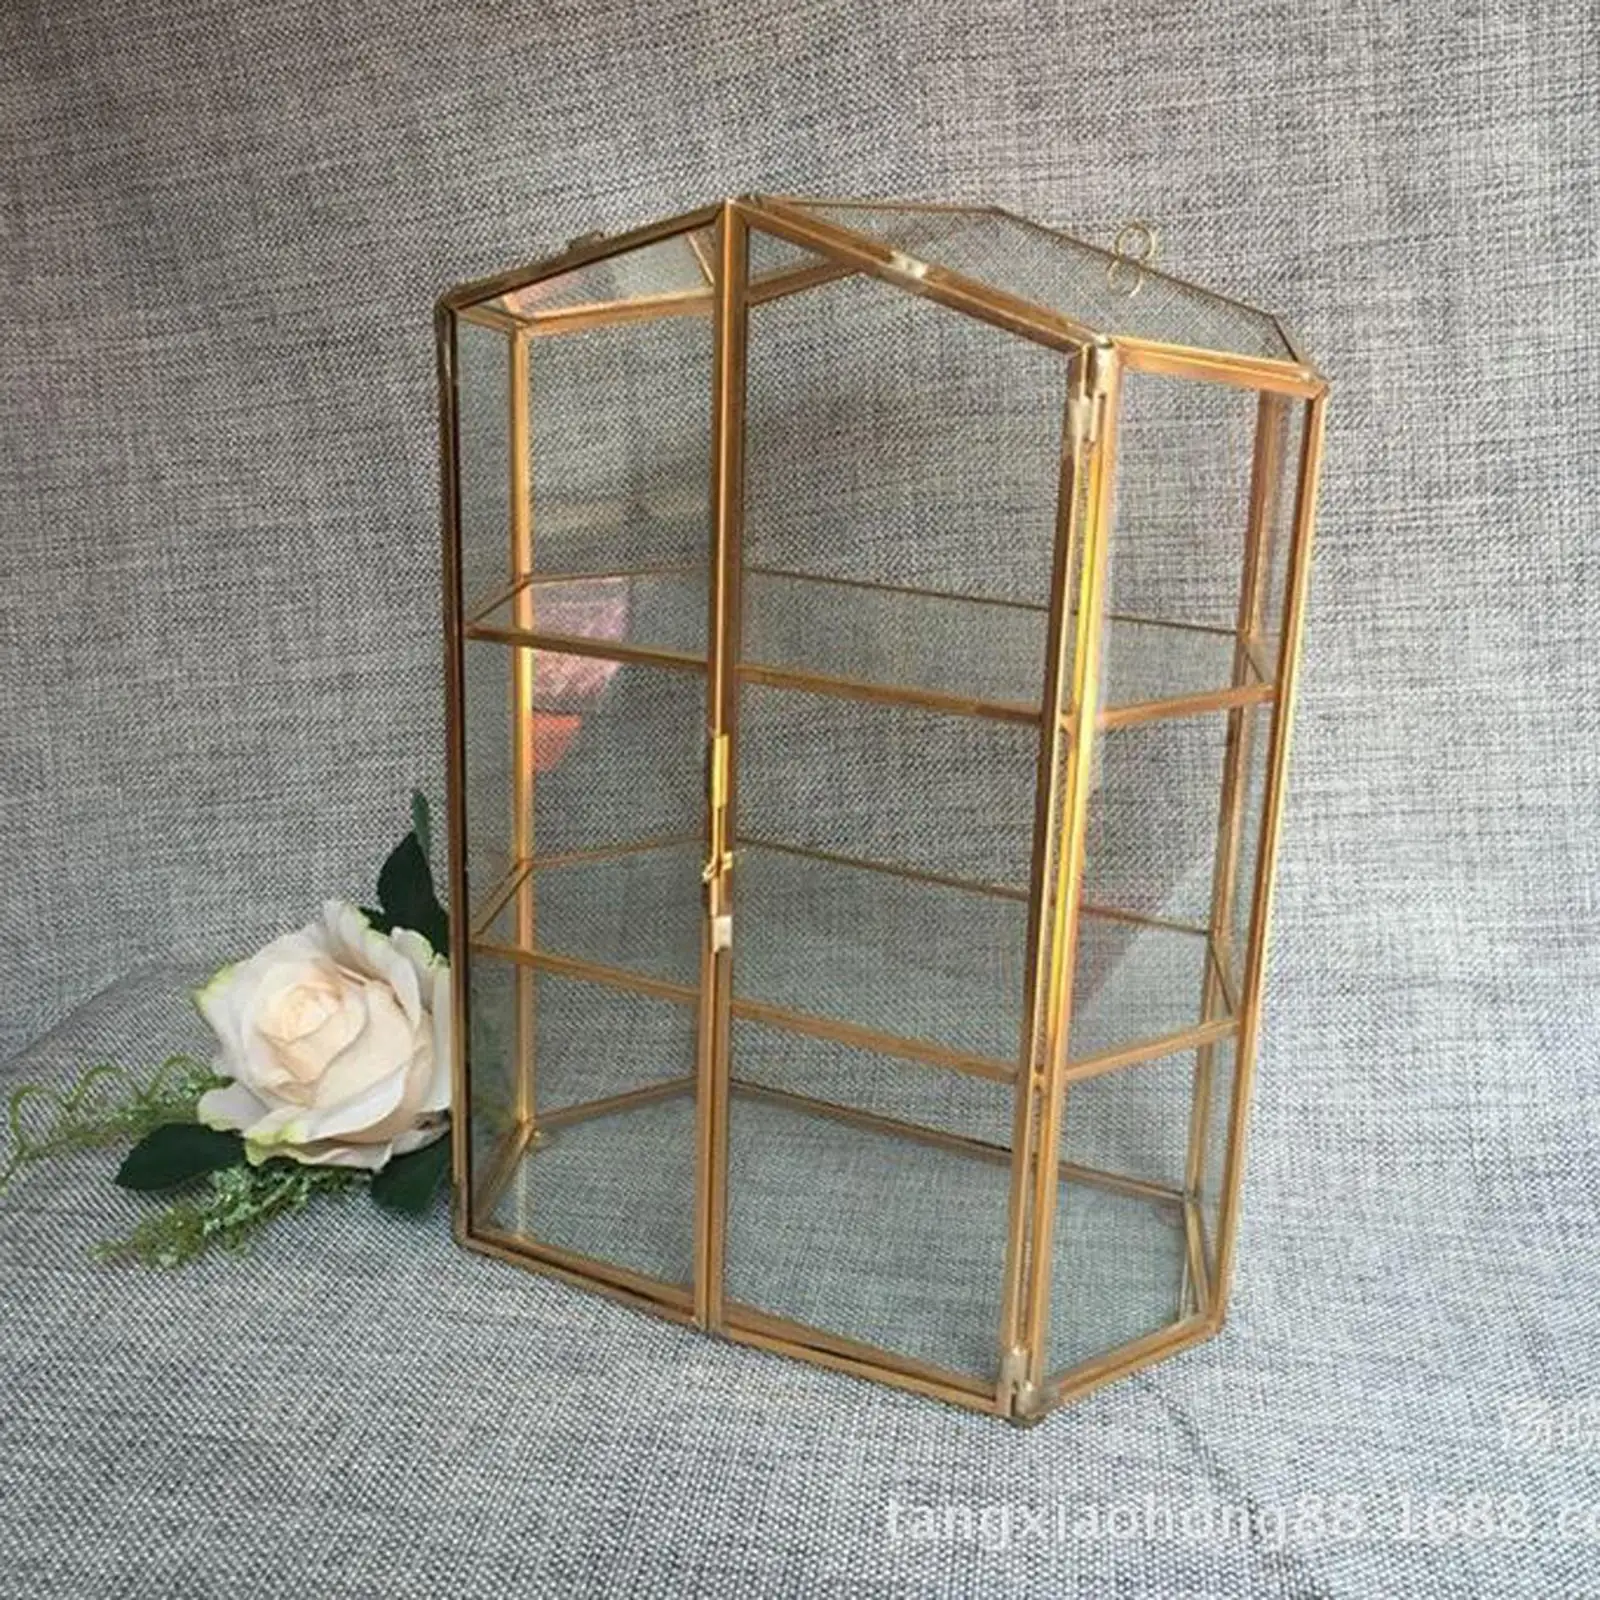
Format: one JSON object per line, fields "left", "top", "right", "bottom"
{"left": 696, "top": 204, "right": 748, "bottom": 1330}
{"left": 1186, "top": 392, "right": 1288, "bottom": 1227}
{"left": 436, "top": 303, "right": 473, "bottom": 1236}
{"left": 1021, "top": 345, "right": 1123, "bottom": 1402}
{"left": 508, "top": 329, "right": 538, "bottom": 1127}
{"left": 1211, "top": 390, "right": 1327, "bottom": 1314}
{"left": 998, "top": 349, "right": 1087, "bottom": 1386}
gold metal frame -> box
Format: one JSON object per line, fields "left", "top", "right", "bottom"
{"left": 436, "top": 196, "right": 1327, "bottom": 1422}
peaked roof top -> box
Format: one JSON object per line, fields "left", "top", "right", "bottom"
{"left": 448, "top": 196, "right": 1309, "bottom": 371}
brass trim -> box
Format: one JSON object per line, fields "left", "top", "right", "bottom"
{"left": 1022, "top": 345, "right": 1122, "bottom": 1394}
{"left": 724, "top": 1299, "right": 998, "bottom": 1402}
{"left": 722, "top": 1313, "right": 1004, "bottom": 1416}
{"left": 470, "top": 1222, "right": 697, "bottom": 1316}
{"left": 1060, "top": 1016, "right": 1238, "bottom": 1085}
{"left": 736, "top": 197, "right": 1091, "bottom": 352}
{"left": 729, "top": 997, "right": 1017, "bottom": 1084}
{"left": 537, "top": 1077, "right": 697, "bottom": 1132}
{"left": 1115, "top": 336, "right": 1327, "bottom": 397}
{"left": 1211, "top": 392, "right": 1326, "bottom": 1309}
{"left": 471, "top": 936, "right": 701, "bottom": 1007}
{"left": 440, "top": 204, "right": 724, "bottom": 313}
{"left": 737, "top": 834, "right": 1030, "bottom": 903}
{"left": 523, "top": 287, "right": 713, "bottom": 335}
{"left": 1047, "top": 1314, "right": 1215, "bottom": 1405}
{"left": 436, "top": 306, "right": 472, "bottom": 1231}
{"left": 464, "top": 621, "right": 707, "bottom": 675}
{"left": 737, "top": 659, "right": 1039, "bottom": 725}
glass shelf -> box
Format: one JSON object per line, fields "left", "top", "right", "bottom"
{"left": 467, "top": 566, "right": 1258, "bottom": 721}
{"left": 474, "top": 839, "right": 1217, "bottom": 1073}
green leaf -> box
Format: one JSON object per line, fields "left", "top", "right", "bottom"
{"left": 358, "top": 904, "right": 396, "bottom": 934}
{"left": 369, "top": 1135, "right": 451, "bottom": 1216}
{"left": 116, "top": 1123, "right": 245, "bottom": 1192}
{"left": 410, "top": 790, "right": 433, "bottom": 864}
{"left": 376, "top": 831, "right": 449, "bottom": 959}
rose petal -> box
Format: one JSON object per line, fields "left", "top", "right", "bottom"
{"left": 263, "top": 1135, "right": 397, "bottom": 1171}
{"left": 423, "top": 965, "right": 452, "bottom": 1113}
{"left": 195, "top": 1080, "right": 268, "bottom": 1134}
{"left": 323, "top": 901, "right": 421, "bottom": 1026}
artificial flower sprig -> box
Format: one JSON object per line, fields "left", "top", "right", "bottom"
{"left": 58, "top": 793, "right": 456, "bottom": 1263}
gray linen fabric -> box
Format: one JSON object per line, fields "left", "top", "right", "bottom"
{"left": 3, "top": 0, "right": 1598, "bottom": 1595}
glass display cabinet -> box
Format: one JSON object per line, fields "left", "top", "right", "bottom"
{"left": 435, "top": 196, "right": 1326, "bottom": 1422}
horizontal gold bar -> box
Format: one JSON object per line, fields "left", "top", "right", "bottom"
{"left": 538, "top": 1076, "right": 696, "bottom": 1132}
{"left": 723, "top": 1298, "right": 998, "bottom": 1402}
{"left": 1115, "top": 336, "right": 1326, "bottom": 397}
{"left": 1057, "top": 1161, "right": 1186, "bottom": 1206}
{"left": 738, "top": 659, "right": 1039, "bottom": 725}
{"left": 524, "top": 288, "right": 713, "bottom": 336}
{"left": 729, "top": 995, "right": 1017, "bottom": 1083}
{"left": 1095, "top": 681, "right": 1277, "bottom": 731}
{"left": 754, "top": 192, "right": 994, "bottom": 215}
{"left": 746, "top": 561, "right": 1050, "bottom": 617}
{"left": 730, "top": 1078, "right": 1012, "bottom": 1167}
{"left": 441, "top": 204, "right": 724, "bottom": 313}
{"left": 465, "top": 620, "right": 707, "bottom": 674}
{"left": 1079, "top": 899, "right": 1209, "bottom": 938}
{"left": 471, "top": 936, "right": 701, "bottom": 1007}
{"left": 722, "top": 1315, "right": 1003, "bottom": 1415}
{"left": 469, "top": 1221, "right": 696, "bottom": 1316}
{"left": 737, "top": 834, "right": 1030, "bottom": 903}
{"left": 1061, "top": 1016, "right": 1238, "bottom": 1085}
{"left": 1048, "top": 1314, "right": 1215, "bottom": 1407}
{"left": 729, "top": 1079, "right": 1186, "bottom": 1214}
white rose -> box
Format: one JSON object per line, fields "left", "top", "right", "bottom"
{"left": 194, "top": 900, "right": 450, "bottom": 1171}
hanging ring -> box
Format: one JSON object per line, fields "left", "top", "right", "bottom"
{"left": 1106, "top": 219, "right": 1159, "bottom": 298}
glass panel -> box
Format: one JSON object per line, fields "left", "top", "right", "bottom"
{"left": 1048, "top": 1182, "right": 1188, "bottom": 1376}
{"left": 733, "top": 844, "right": 1027, "bottom": 1063}
{"left": 1100, "top": 370, "right": 1260, "bottom": 708}
{"left": 458, "top": 225, "right": 715, "bottom": 1298}
{"left": 478, "top": 964, "right": 699, "bottom": 1288}
{"left": 523, "top": 269, "right": 713, "bottom": 578}
{"left": 743, "top": 570, "right": 1046, "bottom": 709}
{"left": 498, "top": 228, "right": 714, "bottom": 317}
{"left": 1071, "top": 714, "right": 1234, "bottom": 1063}
{"left": 783, "top": 201, "right": 1291, "bottom": 360}
{"left": 486, "top": 842, "right": 703, "bottom": 991}
{"left": 733, "top": 683, "right": 1036, "bottom": 1064}
{"left": 736, "top": 683, "right": 1037, "bottom": 889}
{"left": 725, "top": 1071, "right": 1010, "bottom": 1380}
{"left": 472, "top": 570, "right": 706, "bottom": 660}
{"left": 1197, "top": 1035, "right": 1238, "bottom": 1281}
{"left": 730, "top": 1016, "right": 1014, "bottom": 1148}
{"left": 1061, "top": 1049, "right": 1194, "bottom": 1191}
{"left": 744, "top": 238, "right": 1068, "bottom": 609}
{"left": 456, "top": 319, "right": 511, "bottom": 614}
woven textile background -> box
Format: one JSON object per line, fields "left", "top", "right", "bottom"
{"left": 2, "top": 1, "right": 1597, "bottom": 1596}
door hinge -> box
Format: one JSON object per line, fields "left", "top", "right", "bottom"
{"left": 999, "top": 1344, "right": 1042, "bottom": 1420}
{"left": 1068, "top": 343, "right": 1113, "bottom": 452}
